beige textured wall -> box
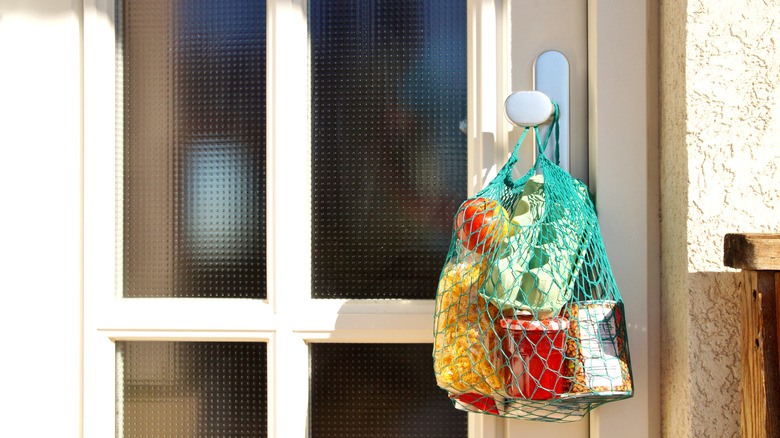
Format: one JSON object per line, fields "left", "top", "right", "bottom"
{"left": 660, "top": 0, "right": 780, "bottom": 436}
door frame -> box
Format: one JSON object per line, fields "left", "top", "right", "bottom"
{"left": 585, "top": 1, "right": 660, "bottom": 436}
{"left": 82, "top": 0, "right": 659, "bottom": 436}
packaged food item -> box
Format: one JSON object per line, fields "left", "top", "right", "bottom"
{"left": 433, "top": 259, "right": 508, "bottom": 397}
{"left": 449, "top": 393, "right": 505, "bottom": 416}
{"left": 500, "top": 316, "right": 569, "bottom": 400}
{"left": 482, "top": 175, "right": 589, "bottom": 319}
{"left": 564, "top": 300, "right": 632, "bottom": 398}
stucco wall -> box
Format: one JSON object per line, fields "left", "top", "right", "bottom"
{"left": 660, "top": 0, "right": 780, "bottom": 436}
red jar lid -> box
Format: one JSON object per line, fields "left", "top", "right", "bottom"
{"left": 500, "top": 316, "right": 569, "bottom": 331}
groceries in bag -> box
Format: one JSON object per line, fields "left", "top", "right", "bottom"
{"left": 433, "top": 108, "right": 633, "bottom": 421}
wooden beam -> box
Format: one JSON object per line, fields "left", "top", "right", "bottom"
{"left": 724, "top": 233, "right": 780, "bottom": 271}
{"left": 756, "top": 271, "right": 780, "bottom": 438}
{"left": 737, "top": 268, "right": 780, "bottom": 438}
{"left": 741, "top": 270, "right": 766, "bottom": 438}
{"left": 726, "top": 233, "right": 780, "bottom": 437}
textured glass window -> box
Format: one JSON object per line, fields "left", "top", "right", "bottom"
{"left": 310, "top": 343, "right": 467, "bottom": 437}
{"left": 310, "top": 0, "right": 468, "bottom": 299}
{"left": 119, "top": 0, "right": 266, "bottom": 298}
{"left": 117, "top": 341, "right": 267, "bottom": 437}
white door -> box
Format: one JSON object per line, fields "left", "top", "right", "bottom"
{"left": 83, "top": 0, "right": 657, "bottom": 437}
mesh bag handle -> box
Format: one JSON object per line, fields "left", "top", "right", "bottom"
{"left": 433, "top": 103, "right": 633, "bottom": 422}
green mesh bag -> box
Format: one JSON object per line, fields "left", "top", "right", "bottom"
{"left": 432, "top": 106, "right": 633, "bottom": 422}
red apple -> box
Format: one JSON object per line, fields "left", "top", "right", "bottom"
{"left": 454, "top": 197, "right": 511, "bottom": 254}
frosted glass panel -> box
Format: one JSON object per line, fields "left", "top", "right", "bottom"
{"left": 117, "top": 341, "right": 267, "bottom": 438}
{"left": 310, "top": 0, "right": 468, "bottom": 299}
{"left": 310, "top": 343, "right": 467, "bottom": 438}
{"left": 119, "top": 0, "right": 266, "bottom": 298}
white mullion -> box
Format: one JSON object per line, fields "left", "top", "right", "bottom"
{"left": 101, "top": 331, "right": 274, "bottom": 342}
{"left": 272, "top": 329, "right": 310, "bottom": 437}
{"left": 296, "top": 311, "right": 433, "bottom": 343}
{"left": 268, "top": 0, "right": 311, "bottom": 437}
{"left": 293, "top": 310, "right": 433, "bottom": 339}
{"left": 269, "top": 0, "right": 311, "bottom": 316}
{"left": 297, "top": 299, "right": 435, "bottom": 316}
{"left": 301, "top": 332, "right": 430, "bottom": 343}
{"left": 99, "top": 298, "right": 276, "bottom": 332}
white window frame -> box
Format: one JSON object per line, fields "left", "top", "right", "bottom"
{"left": 83, "top": 0, "right": 657, "bottom": 437}
{"left": 84, "top": 0, "right": 486, "bottom": 436}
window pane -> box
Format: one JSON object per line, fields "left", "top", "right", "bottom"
{"left": 117, "top": 341, "right": 267, "bottom": 438}
{"left": 310, "top": 0, "right": 468, "bottom": 299}
{"left": 310, "top": 343, "right": 467, "bottom": 438}
{"left": 120, "top": 0, "right": 266, "bottom": 298}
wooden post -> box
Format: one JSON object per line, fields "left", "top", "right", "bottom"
{"left": 724, "top": 233, "right": 780, "bottom": 438}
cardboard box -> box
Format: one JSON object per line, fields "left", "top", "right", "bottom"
{"left": 564, "top": 300, "right": 632, "bottom": 397}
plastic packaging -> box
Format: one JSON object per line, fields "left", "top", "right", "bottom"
{"left": 433, "top": 259, "right": 508, "bottom": 397}
{"left": 482, "top": 175, "right": 589, "bottom": 319}
{"left": 449, "top": 393, "right": 505, "bottom": 416}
